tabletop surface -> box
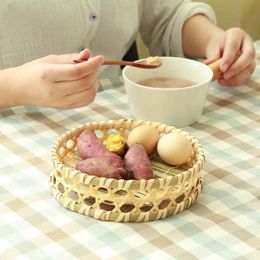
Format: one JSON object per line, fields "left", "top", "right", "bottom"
{"left": 1, "top": 43, "right": 260, "bottom": 260}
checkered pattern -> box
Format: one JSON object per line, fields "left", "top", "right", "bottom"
{"left": 1, "top": 47, "right": 260, "bottom": 259}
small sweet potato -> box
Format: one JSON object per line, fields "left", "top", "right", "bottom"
{"left": 124, "top": 144, "right": 154, "bottom": 180}
{"left": 77, "top": 129, "right": 109, "bottom": 159}
{"left": 102, "top": 154, "right": 131, "bottom": 180}
{"left": 76, "top": 157, "right": 124, "bottom": 179}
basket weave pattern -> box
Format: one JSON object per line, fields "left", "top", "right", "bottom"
{"left": 50, "top": 119, "right": 205, "bottom": 222}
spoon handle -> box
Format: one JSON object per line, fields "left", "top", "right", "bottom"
{"left": 103, "top": 60, "right": 134, "bottom": 66}
{"left": 74, "top": 59, "right": 130, "bottom": 65}
{"left": 208, "top": 59, "right": 222, "bottom": 80}
{"left": 73, "top": 58, "right": 159, "bottom": 69}
{"left": 105, "top": 60, "right": 160, "bottom": 68}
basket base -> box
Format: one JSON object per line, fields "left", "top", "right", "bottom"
{"left": 49, "top": 173, "right": 203, "bottom": 222}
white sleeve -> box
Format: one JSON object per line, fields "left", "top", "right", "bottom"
{"left": 140, "top": 0, "right": 216, "bottom": 57}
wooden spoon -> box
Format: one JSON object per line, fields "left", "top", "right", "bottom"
{"left": 74, "top": 56, "right": 222, "bottom": 77}
{"left": 73, "top": 58, "right": 161, "bottom": 69}
{"left": 208, "top": 59, "right": 223, "bottom": 80}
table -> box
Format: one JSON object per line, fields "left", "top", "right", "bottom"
{"left": 1, "top": 46, "right": 260, "bottom": 260}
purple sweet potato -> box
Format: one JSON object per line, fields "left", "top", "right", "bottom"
{"left": 76, "top": 129, "right": 130, "bottom": 179}
{"left": 124, "top": 144, "right": 154, "bottom": 180}
{"left": 76, "top": 157, "right": 126, "bottom": 179}
{"left": 102, "top": 154, "right": 131, "bottom": 180}
{"left": 77, "top": 129, "right": 109, "bottom": 159}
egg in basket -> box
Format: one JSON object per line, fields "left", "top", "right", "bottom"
{"left": 50, "top": 119, "right": 205, "bottom": 222}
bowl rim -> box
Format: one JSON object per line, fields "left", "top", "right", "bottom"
{"left": 122, "top": 56, "right": 213, "bottom": 91}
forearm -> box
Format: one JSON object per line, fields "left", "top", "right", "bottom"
{"left": 0, "top": 68, "right": 23, "bottom": 108}
{"left": 182, "top": 14, "right": 224, "bottom": 59}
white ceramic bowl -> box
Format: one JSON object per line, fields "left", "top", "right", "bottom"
{"left": 122, "top": 57, "right": 213, "bottom": 128}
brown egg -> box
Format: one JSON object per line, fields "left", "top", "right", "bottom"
{"left": 127, "top": 125, "right": 160, "bottom": 155}
{"left": 157, "top": 132, "right": 192, "bottom": 165}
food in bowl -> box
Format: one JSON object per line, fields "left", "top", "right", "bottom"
{"left": 137, "top": 77, "right": 196, "bottom": 88}
{"left": 143, "top": 56, "right": 161, "bottom": 66}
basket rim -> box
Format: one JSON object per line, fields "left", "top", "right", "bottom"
{"left": 51, "top": 119, "right": 205, "bottom": 188}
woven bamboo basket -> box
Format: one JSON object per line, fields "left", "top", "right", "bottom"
{"left": 50, "top": 119, "right": 205, "bottom": 222}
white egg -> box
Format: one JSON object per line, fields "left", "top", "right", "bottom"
{"left": 127, "top": 125, "right": 160, "bottom": 155}
{"left": 157, "top": 132, "right": 192, "bottom": 165}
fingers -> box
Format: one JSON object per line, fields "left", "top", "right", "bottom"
{"left": 204, "top": 56, "right": 219, "bottom": 65}
{"left": 218, "top": 60, "right": 256, "bottom": 87}
{"left": 47, "top": 55, "right": 104, "bottom": 81}
{"left": 65, "top": 55, "right": 103, "bottom": 81}
{"left": 205, "top": 28, "right": 256, "bottom": 87}
{"left": 58, "top": 72, "right": 98, "bottom": 96}
{"left": 59, "top": 80, "right": 99, "bottom": 109}
{"left": 53, "top": 71, "right": 99, "bottom": 108}
{"left": 222, "top": 37, "right": 255, "bottom": 80}
{"left": 220, "top": 29, "right": 245, "bottom": 73}
{"left": 69, "top": 84, "right": 98, "bottom": 108}
{"left": 204, "top": 49, "right": 222, "bottom": 65}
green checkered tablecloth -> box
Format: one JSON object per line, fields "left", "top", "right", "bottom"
{"left": 1, "top": 44, "right": 260, "bottom": 259}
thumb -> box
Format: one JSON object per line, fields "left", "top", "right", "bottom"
{"left": 204, "top": 48, "right": 223, "bottom": 80}
{"left": 73, "top": 49, "right": 90, "bottom": 62}
{"left": 203, "top": 52, "right": 221, "bottom": 65}
{"left": 38, "top": 49, "right": 91, "bottom": 64}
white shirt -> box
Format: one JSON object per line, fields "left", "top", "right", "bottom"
{"left": 0, "top": 0, "right": 216, "bottom": 77}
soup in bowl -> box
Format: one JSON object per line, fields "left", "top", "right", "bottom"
{"left": 122, "top": 57, "right": 213, "bottom": 128}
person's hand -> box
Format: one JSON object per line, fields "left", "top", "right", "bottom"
{"left": 204, "top": 27, "right": 256, "bottom": 86}
{"left": 8, "top": 49, "right": 104, "bottom": 108}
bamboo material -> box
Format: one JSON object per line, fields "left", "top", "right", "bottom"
{"left": 49, "top": 119, "right": 205, "bottom": 222}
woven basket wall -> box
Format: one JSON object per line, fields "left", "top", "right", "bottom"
{"left": 50, "top": 119, "right": 205, "bottom": 222}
